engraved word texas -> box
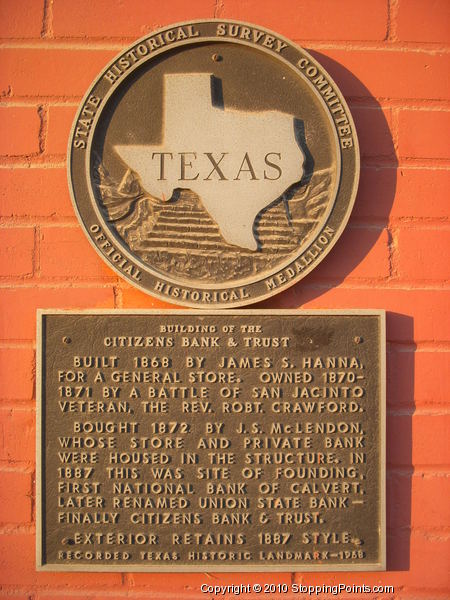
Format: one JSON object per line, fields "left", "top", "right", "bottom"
{"left": 115, "top": 74, "right": 304, "bottom": 250}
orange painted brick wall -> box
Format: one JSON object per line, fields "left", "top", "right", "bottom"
{"left": 0, "top": 1, "right": 449, "bottom": 598}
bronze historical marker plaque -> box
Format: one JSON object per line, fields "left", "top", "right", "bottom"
{"left": 37, "top": 310, "right": 385, "bottom": 572}
{"left": 68, "top": 20, "right": 359, "bottom": 307}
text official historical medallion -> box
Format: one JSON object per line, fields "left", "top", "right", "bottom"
{"left": 68, "top": 20, "right": 359, "bottom": 307}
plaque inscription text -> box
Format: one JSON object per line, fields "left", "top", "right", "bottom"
{"left": 37, "top": 310, "right": 385, "bottom": 571}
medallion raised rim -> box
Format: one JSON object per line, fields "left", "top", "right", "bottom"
{"left": 68, "top": 19, "right": 360, "bottom": 308}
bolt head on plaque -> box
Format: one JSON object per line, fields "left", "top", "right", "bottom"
{"left": 68, "top": 20, "right": 359, "bottom": 308}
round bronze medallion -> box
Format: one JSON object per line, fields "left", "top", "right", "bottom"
{"left": 68, "top": 20, "right": 359, "bottom": 308}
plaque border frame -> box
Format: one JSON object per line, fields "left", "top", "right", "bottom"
{"left": 36, "top": 309, "right": 386, "bottom": 572}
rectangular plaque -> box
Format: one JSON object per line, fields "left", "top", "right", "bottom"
{"left": 37, "top": 309, "right": 385, "bottom": 572}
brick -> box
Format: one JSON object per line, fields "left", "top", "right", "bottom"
{"left": 3, "top": 51, "right": 447, "bottom": 109}
{"left": 220, "top": 0, "right": 388, "bottom": 41}
{"left": 0, "top": 0, "right": 44, "bottom": 38}
{"left": 0, "top": 533, "right": 122, "bottom": 585}
{"left": 388, "top": 350, "right": 449, "bottom": 407}
{"left": 0, "top": 227, "right": 35, "bottom": 277}
{"left": 0, "top": 347, "right": 35, "bottom": 400}
{"left": 121, "top": 283, "right": 183, "bottom": 310}
{"left": 308, "top": 227, "right": 390, "bottom": 281}
{"left": 397, "top": 592, "right": 450, "bottom": 600}
{"left": 0, "top": 287, "right": 114, "bottom": 340}
{"left": 353, "top": 166, "right": 450, "bottom": 226}
{"left": 398, "top": 109, "right": 450, "bottom": 159}
{"left": 389, "top": 472, "right": 450, "bottom": 530}
{"left": 53, "top": 0, "right": 215, "bottom": 38}
{"left": 396, "top": 228, "right": 450, "bottom": 281}
{"left": 391, "top": 168, "right": 450, "bottom": 220}
{"left": 0, "top": 168, "right": 74, "bottom": 218}
{"left": 37, "top": 596, "right": 135, "bottom": 600}
{"left": 0, "top": 49, "right": 116, "bottom": 98}
{"left": 293, "top": 531, "right": 449, "bottom": 589}
{"left": 388, "top": 414, "right": 450, "bottom": 467}
{"left": 387, "top": 531, "right": 450, "bottom": 589}
{"left": 0, "top": 106, "right": 40, "bottom": 155}
{"left": 0, "top": 470, "right": 32, "bottom": 523}
{"left": 36, "top": 593, "right": 204, "bottom": 600}
{"left": 352, "top": 167, "right": 397, "bottom": 221}
{"left": 411, "top": 414, "right": 450, "bottom": 467}
{"left": 0, "top": 409, "right": 34, "bottom": 463}
{"left": 46, "top": 105, "right": 77, "bottom": 155}
{"left": 36, "top": 596, "right": 133, "bottom": 600}
{"left": 352, "top": 167, "right": 449, "bottom": 223}
{"left": 351, "top": 106, "right": 395, "bottom": 159}
{"left": 127, "top": 573, "right": 292, "bottom": 597}
{"left": 398, "top": 0, "right": 450, "bottom": 44}
{"left": 309, "top": 49, "right": 450, "bottom": 100}
{"left": 387, "top": 472, "right": 409, "bottom": 530}
{"left": 272, "top": 287, "right": 450, "bottom": 343}
{"left": 40, "top": 226, "right": 117, "bottom": 280}
{"left": 37, "top": 594, "right": 221, "bottom": 600}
